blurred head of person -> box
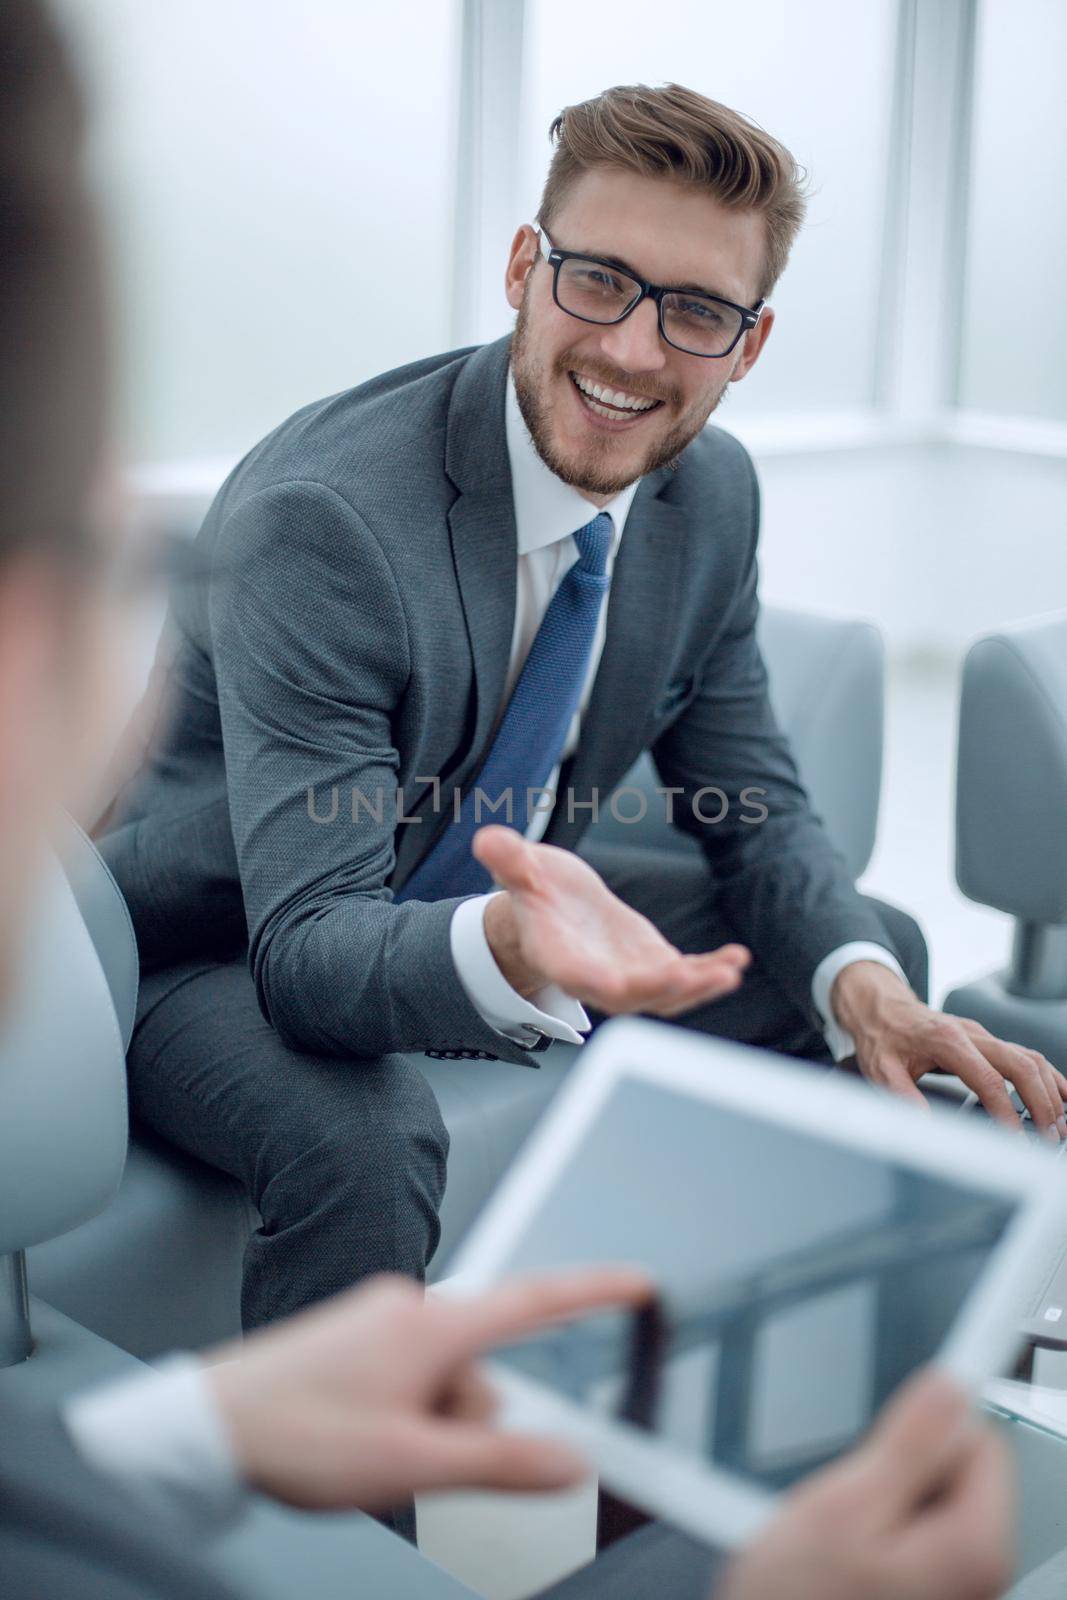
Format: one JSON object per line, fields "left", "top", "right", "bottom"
{"left": 0, "top": 0, "right": 119, "bottom": 999}
{"left": 505, "top": 83, "right": 807, "bottom": 503}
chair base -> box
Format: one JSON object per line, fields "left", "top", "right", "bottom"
{"left": 0, "top": 1251, "right": 31, "bottom": 1367}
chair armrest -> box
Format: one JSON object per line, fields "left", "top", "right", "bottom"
{"left": 57, "top": 815, "right": 139, "bottom": 1051}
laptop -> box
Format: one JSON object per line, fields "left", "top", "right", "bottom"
{"left": 939, "top": 1078, "right": 1067, "bottom": 1350}
{"left": 447, "top": 1018, "right": 1067, "bottom": 1549}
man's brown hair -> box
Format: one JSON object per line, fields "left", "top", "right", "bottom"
{"left": 536, "top": 82, "right": 807, "bottom": 301}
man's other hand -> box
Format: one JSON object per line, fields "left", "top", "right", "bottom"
{"left": 719, "top": 1368, "right": 1013, "bottom": 1600}
{"left": 206, "top": 1267, "right": 649, "bottom": 1511}
{"left": 475, "top": 824, "right": 750, "bottom": 1018}
{"left": 832, "top": 961, "right": 1067, "bottom": 1139}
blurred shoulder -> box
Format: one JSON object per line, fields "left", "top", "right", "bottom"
{"left": 201, "top": 341, "right": 482, "bottom": 537}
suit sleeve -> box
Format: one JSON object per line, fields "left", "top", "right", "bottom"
{"left": 650, "top": 457, "right": 905, "bottom": 1033}
{"left": 209, "top": 480, "right": 529, "bottom": 1062}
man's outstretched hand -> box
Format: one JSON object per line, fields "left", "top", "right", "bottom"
{"left": 475, "top": 825, "right": 750, "bottom": 1018}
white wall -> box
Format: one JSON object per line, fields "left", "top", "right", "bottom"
{"left": 958, "top": 0, "right": 1067, "bottom": 421}
{"left": 55, "top": 0, "right": 462, "bottom": 462}
{"left": 748, "top": 439, "right": 1067, "bottom": 660}
{"left": 58, "top": 0, "right": 1067, "bottom": 663}
{"left": 515, "top": 0, "right": 900, "bottom": 416}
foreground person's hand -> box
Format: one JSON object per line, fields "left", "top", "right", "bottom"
{"left": 719, "top": 1368, "right": 1013, "bottom": 1600}
{"left": 476, "top": 825, "right": 750, "bottom": 1017}
{"left": 206, "top": 1268, "right": 649, "bottom": 1510}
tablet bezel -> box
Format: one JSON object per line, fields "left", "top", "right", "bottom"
{"left": 447, "top": 1017, "right": 1067, "bottom": 1549}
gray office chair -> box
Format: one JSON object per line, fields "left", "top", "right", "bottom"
{"left": 591, "top": 604, "right": 884, "bottom": 881}
{"left": 0, "top": 836, "right": 481, "bottom": 1600}
{"left": 943, "top": 611, "right": 1067, "bottom": 1069}
{"left": 30, "top": 604, "right": 887, "bottom": 1359}
{"left": 0, "top": 824, "right": 132, "bottom": 1369}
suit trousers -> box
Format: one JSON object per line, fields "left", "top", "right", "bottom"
{"left": 126, "top": 845, "right": 928, "bottom": 1331}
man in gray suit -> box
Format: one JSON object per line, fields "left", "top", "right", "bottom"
{"left": 99, "top": 82, "right": 1067, "bottom": 1333}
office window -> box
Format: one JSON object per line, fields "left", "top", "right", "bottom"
{"left": 517, "top": 0, "right": 899, "bottom": 417}
{"left": 56, "top": 0, "right": 461, "bottom": 461}
{"left": 957, "top": 0, "right": 1067, "bottom": 422}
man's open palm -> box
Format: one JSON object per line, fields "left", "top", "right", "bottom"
{"left": 475, "top": 825, "right": 750, "bottom": 1018}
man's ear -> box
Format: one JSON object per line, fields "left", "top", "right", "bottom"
{"left": 504, "top": 224, "right": 539, "bottom": 312}
{"left": 729, "top": 304, "right": 775, "bottom": 384}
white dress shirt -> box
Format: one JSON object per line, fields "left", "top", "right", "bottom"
{"left": 64, "top": 1353, "right": 246, "bottom": 1525}
{"left": 450, "top": 365, "right": 905, "bottom": 1055}
{"left": 64, "top": 362, "right": 906, "bottom": 1504}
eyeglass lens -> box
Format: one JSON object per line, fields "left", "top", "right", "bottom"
{"left": 555, "top": 257, "right": 744, "bottom": 356}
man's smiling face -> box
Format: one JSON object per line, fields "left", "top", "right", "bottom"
{"left": 505, "top": 167, "right": 775, "bottom": 503}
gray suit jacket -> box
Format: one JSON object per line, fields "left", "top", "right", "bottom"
{"left": 100, "top": 332, "right": 900, "bottom": 1068}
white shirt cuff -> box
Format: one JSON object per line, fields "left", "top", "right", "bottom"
{"left": 450, "top": 893, "right": 590, "bottom": 1048}
{"left": 63, "top": 1353, "right": 247, "bottom": 1531}
{"left": 811, "top": 942, "right": 909, "bottom": 1062}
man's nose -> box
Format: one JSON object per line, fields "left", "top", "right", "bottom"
{"left": 595, "top": 297, "right": 667, "bottom": 376}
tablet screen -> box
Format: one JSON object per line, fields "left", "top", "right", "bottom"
{"left": 489, "top": 1074, "right": 1019, "bottom": 1491}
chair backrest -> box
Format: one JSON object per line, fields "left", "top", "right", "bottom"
{"left": 588, "top": 605, "right": 886, "bottom": 881}
{"left": 758, "top": 606, "right": 885, "bottom": 880}
{"left": 955, "top": 610, "right": 1067, "bottom": 924}
{"left": 0, "top": 821, "right": 133, "bottom": 1255}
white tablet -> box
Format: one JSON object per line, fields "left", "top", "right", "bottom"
{"left": 448, "top": 1017, "right": 1067, "bottom": 1550}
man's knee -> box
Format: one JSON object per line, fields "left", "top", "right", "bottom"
{"left": 266, "top": 1055, "right": 449, "bottom": 1214}
{"left": 864, "top": 897, "right": 930, "bottom": 1005}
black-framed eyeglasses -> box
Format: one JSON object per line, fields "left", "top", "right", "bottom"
{"left": 535, "top": 226, "right": 764, "bottom": 359}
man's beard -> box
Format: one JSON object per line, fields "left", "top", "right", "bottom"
{"left": 510, "top": 288, "right": 730, "bottom": 497}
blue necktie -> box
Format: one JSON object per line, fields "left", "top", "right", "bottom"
{"left": 397, "top": 512, "right": 614, "bottom": 901}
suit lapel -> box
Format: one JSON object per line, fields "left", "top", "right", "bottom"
{"left": 545, "top": 474, "right": 690, "bottom": 851}
{"left": 396, "top": 332, "right": 693, "bottom": 878}
{"left": 444, "top": 335, "right": 518, "bottom": 780}
{"left": 392, "top": 338, "right": 517, "bottom": 889}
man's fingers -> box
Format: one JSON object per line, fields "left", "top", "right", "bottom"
{"left": 848, "top": 1368, "right": 975, "bottom": 1517}
{"left": 687, "top": 945, "right": 751, "bottom": 976}
{"left": 403, "top": 1419, "right": 590, "bottom": 1495}
{"left": 566, "top": 944, "right": 751, "bottom": 1020}
{"left": 874, "top": 1055, "right": 931, "bottom": 1111}
{"left": 438, "top": 1364, "right": 501, "bottom": 1424}
{"left": 439, "top": 1267, "right": 653, "bottom": 1358}
{"left": 930, "top": 1030, "right": 1022, "bottom": 1130}
{"left": 889, "top": 1429, "right": 1014, "bottom": 1599}
{"left": 974, "top": 1035, "right": 1061, "bottom": 1137}
{"left": 1014, "top": 1051, "right": 1063, "bottom": 1138}
{"left": 1028, "top": 1049, "right": 1067, "bottom": 1135}
{"left": 472, "top": 826, "right": 544, "bottom": 893}
{"left": 649, "top": 947, "right": 751, "bottom": 1016}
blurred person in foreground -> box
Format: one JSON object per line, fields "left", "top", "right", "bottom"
{"left": 0, "top": 4, "right": 1020, "bottom": 1598}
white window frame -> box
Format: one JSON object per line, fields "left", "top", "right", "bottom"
{"left": 451, "top": 0, "right": 1067, "bottom": 462}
